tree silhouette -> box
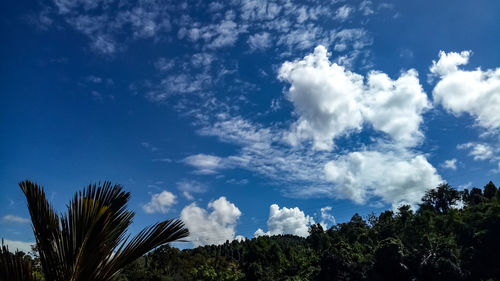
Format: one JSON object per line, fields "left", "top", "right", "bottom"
{"left": 1, "top": 180, "right": 188, "bottom": 281}
{"left": 421, "top": 183, "right": 460, "bottom": 214}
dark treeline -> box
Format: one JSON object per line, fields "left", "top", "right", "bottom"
{"left": 117, "top": 182, "right": 500, "bottom": 281}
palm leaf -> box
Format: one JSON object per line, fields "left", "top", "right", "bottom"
{"left": 19, "top": 180, "right": 65, "bottom": 281}
{"left": 98, "top": 218, "right": 189, "bottom": 280}
{"left": 18, "top": 180, "right": 189, "bottom": 281}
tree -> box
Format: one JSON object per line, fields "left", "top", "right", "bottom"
{"left": 3, "top": 180, "right": 189, "bottom": 281}
{"left": 421, "top": 184, "right": 460, "bottom": 214}
{"left": 371, "top": 238, "right": 411, "bottom": 281}
{"left": 483, "top": 181, "right": 497, "bottom": 199}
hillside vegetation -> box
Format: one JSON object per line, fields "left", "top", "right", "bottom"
{"left": 118, "top": 182, "right": 500, "bottom": 281}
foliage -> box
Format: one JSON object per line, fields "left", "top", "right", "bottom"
{"left": 117, "top": 181, "right": 500, "bottom": 281}
{"left": 1, "top": 180, "right": 188, "bottom": 281}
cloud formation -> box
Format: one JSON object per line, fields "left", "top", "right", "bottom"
{"left": 279, "top": 45, "right": 430, "bottom": 150}
{"left": 442, "top": 158, "right": 457, "bottom": 170}
{"left": 255, "top": 204, "right": 314, "bottom": 237}
{"left": 183, "top": 154, "right": 224, "bottom": 174}
{"left": 181, "top": 197, "right": 241, "bottom": 246}
{"left": 143, "top": 190, "right": 177, "bottom": 214}
{"left": 320, "top": 206, "right": 336, "bottom": 229}
{"left": 177, "top": 180, "right": 207, "bottom": 200}
{"left": 2, "top": 215, "right": 30, "bottom": 224}
{"left": 324, "top": 149, "right": 442, "bottom": 207}
{"left": 431, "top": 50, "right": 500, "bottom": 131}
{"left": 2, "top": 239, "right": 34, "bottom": 253}
{"left": 458, "top": 142, "right": 494, "bottom": 161}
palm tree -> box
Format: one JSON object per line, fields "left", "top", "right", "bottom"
{"left": 2, "top": 180, "right": 189, "bottom": 281}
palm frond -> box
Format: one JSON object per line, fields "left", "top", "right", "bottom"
{"left": 98, "top": 218, "right": 189, "bottom": 281}
{"left": 19, "top": 180, "right": 65, "bottom": 281}
{"left": 19, "top": 180, "right": 189, "bottom": 281}
{"left": 60, "top": 182, "right": 134, "bottom": 281}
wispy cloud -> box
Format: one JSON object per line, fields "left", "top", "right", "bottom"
{"left": 2, "top": 215, "right": 30, "bottom": 224}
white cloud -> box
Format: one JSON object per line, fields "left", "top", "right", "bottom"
{"left": 278, "top": 45, "right": 364, "bottom": 150}
{"left": 320, "top": 206, "right": 335, "bottom": 229}
{"left": 193, "top": 112, "right": 443, "bottom": 207}
{"left": 2, "top": 215, "right": 30, "bottom": 224}
{"left": 430, "top": 51, "right": 471, "bottom": 76}
{"left": 141, "top": 142, "right": 158, "bottom": 152}
{"left": 431, "top": 50, "right": 500, "bottom": 131}
{"left": 278, "top": 45, "right": 430, "bottom": 150}
{"left": 181, "top": 197, "right": 241, "bottom": 246}
{"left": 146, "top": 73, "right": 212, "bottom": 102}
{"left": 359, "top": 0, "right": 374, "bottom": 16}
{"left": 442, "top": 158, "right": 457, "bottom": 170}
{"left": 362, "top": 70, "right": 431, "bottom": 146}
{"left": 91, "top": 34, "right": 117, "bottom": 54}
{"left": 177, "top": 180, "right": 207, "bottom": 200}
{"left": 458, "top": 142, "right": 494, "bottom": 161}
{"left": 2, "top": 239, "right": 34, "bottom": 254}
{"left": 334, "top": 5, "right": 352, "bottom": 21}
{"left": 52, "top": 0, "right": 176, "bottom": 54}
{"left": 117, "top": 5, "right": 171, "bottom": 39}
{"left": 240, "top": 0, "right": 281, "bottom": 21}
{"left": 182, "top": 14, "right": 245, "bottom": 50}
{"left": 154, "top": 57, "right": 175, "bottom": 72}
{"left": 254, "top": 204, "right": 314, "bottom": 237}
{"left": 332, "top": 29, "right": 372, "bottom": 52}
{"left": 143, "top": 190, "right": 177, "bottom": 214}
{"left": 183, "top": 154, "right": 224, "bottom": 174}
{"left": 324, "top": 149, "right": 443, "bottom": 208}
{"left": 248, "top": 32, "right": 272, "bottom": 51}
{"left": 191, "top": 53, "right": 214, "bottom": 68}
{"left": 235, "top": 235, "right": 246, "bottom": 242}
{"left": 277, "top": 25, "right": 330, "bottom": 52}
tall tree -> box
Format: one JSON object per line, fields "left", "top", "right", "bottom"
{"left": 483, "top": 181, "right": 497, "bottom": 199}
{"left": 421, "top": 184, "right": 460, "bottom": 214}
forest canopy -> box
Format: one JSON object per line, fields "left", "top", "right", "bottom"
{"left": 115, "top": 181, "right": 500, "bottom": 281}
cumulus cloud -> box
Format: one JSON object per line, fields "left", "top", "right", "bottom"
{"left": 181, "top": 197, "right": 241, "bottom": 246}
{"left": 278, "top": 45, "right": 430, "bottom": 150}
{"left": 278, "top": 45, "right": 364, "bottom": 150}
{"left": 143, "top": 190, "right": 177, "bottom": 214}
{"left": 254, "top": 204, "right": 314, "bottom": 237}
{"left": 458, "top": 142, "right": 494, "bottom": 161}
{"left": 431, "top": 50, "right": 500, "bottom": 131}
{"left": 363, "top": 70, "right": 431, "bottom": 146}
{"left": 441, "top": 158, "right": 457, "bottom": 170}
{"left": 2, "top": 215, "right": 30, "bottom": 224}
{"left": 323, "top": 149, "right": 443, "bottom": 207}
{"left": 182, "top": 154, "right": 224, "bottom": 174}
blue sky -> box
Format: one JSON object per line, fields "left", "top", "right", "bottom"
{"left": 1, "top": 0, "right": 500, "bottom": 250}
